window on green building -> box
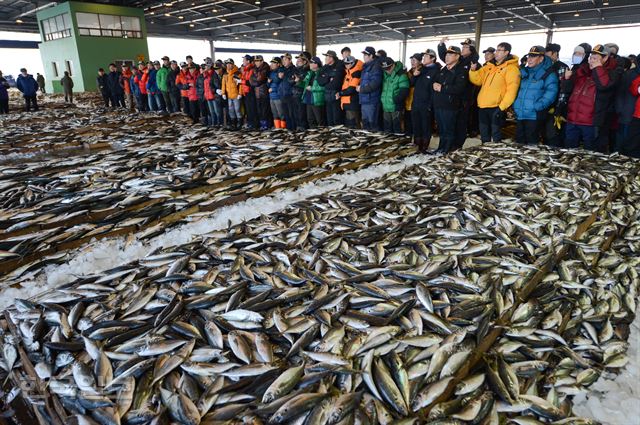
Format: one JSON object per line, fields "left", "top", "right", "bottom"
{"left": 76, "top": 12, "right": 142, "bottom": 39}
{"left": 41, "top": 13, "right": 72, "bottom": 41}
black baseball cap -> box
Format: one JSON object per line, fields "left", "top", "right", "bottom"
{"left": 447, "top": 46, "right": 462, "bottom": 55}
{"left": 343, "top": 55, "right": 356, "bottom": 64}
{"left": 528, "top": 45, "right": 545, "bottom": 56}
{"left": 180, "top": 62, "right": 188, "bottom": 67}
{"left": 323, "top": 50, "right": 338, "bottom": 59}
{"left": 161, "top": 55, "right": 170, "bottom": 60}
{"left": 591, "top": 44, "right": 610, "bottom": 56}
{"left": 310, "top": 56, "right": 322, "bottom": 66}
{"left": 362, "top": 46, "right": 376, "bottom": 56}
{"left": 410, "top": 53, "right": 424, "bottom": 61}
{"left": 254, "top": 55, "right": 264, "bottom": 61}
{"left": 270, "top": 56, "right": 282, "bottom": 64}
{"left": 545, "top": 43, "right": 561, "bottom": 53}
{"left": 224, "top": 58, "right": 235, "bottom": 64}
{"left": 461, "top": 38, "right": 475, "bottom": 47}
{"left": 482, "top": 47, "right": 495, "bottom": 54}
{"left": 381, "top": 57, "right": 395, "bottom": 69}
{"left": 243, "top": 54, "right": 254, "bottom": 61}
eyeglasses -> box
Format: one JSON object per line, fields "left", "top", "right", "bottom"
{"left": 496, "top": 49, "right": 507, "bottom": 52}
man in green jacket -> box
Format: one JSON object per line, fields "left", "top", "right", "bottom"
{"left": 156, "top": 55, "right": 173, "bottom": 113}
{"left": 381, "top": 57, "right": 410, "bottom": 134}
{"left": 301, "top": 56, "right": 326, "bottom": 127}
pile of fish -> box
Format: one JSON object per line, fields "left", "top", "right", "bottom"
{"left": 0, "top": 125, "right": 414, "bottom": 277}
{"left": 1, "top": 144, "right": 639, "bottom": 424}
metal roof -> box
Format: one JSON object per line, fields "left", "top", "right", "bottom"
{"left": 2, "top": 0, "right": 640, "bottom": 44}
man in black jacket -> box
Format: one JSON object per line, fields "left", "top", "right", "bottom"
{"left": 433, "top": 46, "right": 468, "bottom": 154}
{"left": 543, "top": 43, "right": 570, "bottom": 147}
{"left": 168, "top": 60, "right": 181, "bottom": 113}
{"left": 106, "top": 63, "right": 125, "bottom": 108}
{"left": 279, "top": 53, "right": 297, "bottom": 130}
{"left": 318, "top": 50, "right": 346, "bottom": 126}
{"left": 411, "top": 49, "right": 441, "bottom": 153}
{"left": 438, "top": 37, "right": 479, "bottom": 150}
{"left": 292, "top": 52, "right": 311, "bottom": 131}
{"left": 96, "top": 68, "right": 111, "bottom": 108}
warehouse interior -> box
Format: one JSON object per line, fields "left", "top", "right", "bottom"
{"left": 0, "top": 1, "right": 639, "bottom": 425}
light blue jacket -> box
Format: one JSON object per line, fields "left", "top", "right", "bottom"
{"left": 513, "top": 56, "right": 558, "bottom": 121}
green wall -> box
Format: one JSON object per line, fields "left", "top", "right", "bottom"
{"left": 37, "top": 1, "right": 149, "bottom": 93}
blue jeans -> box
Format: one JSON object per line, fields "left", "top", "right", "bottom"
{"left": 148, "top": 93, "right": 165, "bottom": 112}
{"left": 228, "top": 98, "right": 241, "bottom": 120}
{"left": 615, "top": 123, "right": 630, "bottom": 153}
{"left": 361, "top": 103, "right": 380, "bottom": 131}
{"left": 207, "top": 99, "right": 223, "bottom": 126}
{"left": 435, "top": 109, "right": 458, "bottom": 153}
{"left": 565, "top": 123, "right": 597, "bottom": 150}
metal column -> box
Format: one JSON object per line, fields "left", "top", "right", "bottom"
{"left": 546, "top": 29, "right": 554, "bottom": 45}
{"left": 209, "top": 39, "right": 216, "bottom": 62}
{"left": 400, "top": 35, "right": 407, "bottom": 64}
{"left": 474, "top": 0, "right": 484, "bottom": 51}
{"left": 304, "top": 0, "right": 317, "bottom": 55}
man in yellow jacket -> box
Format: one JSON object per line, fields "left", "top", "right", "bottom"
{"left": 469, "top": 42, "right": 521, "bottom": 143}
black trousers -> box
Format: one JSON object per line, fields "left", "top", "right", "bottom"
{"left": 404, "top": 110, "right": 413, "bottom": 136}
{"left": 25, "top": 95, "right": 39, "bottom": 111}
{"left": 435, "top": 108, "right": 459, "bottom": 153}
{"left": 162, "top": 91, "right": 173, "bottom": 113}
{"left": 170, "top": 91, "right": 181, "bottom": 113}
{"left": 345, "top": 108, "right": 360, "bottom": 128}
{"left": 383, "top": 111, "right": 403, "bottom": 134}
{"left": 200, "top": 99, "right": 209, "bottom": 124}
{"left": 325, "top": 100, "right": 343, "bottom": 126}
{"left": 453, "top": 101, "right": 471, "bottom": 150}
{"left": 306, "top": 105, "right": 325, "bottom": 127}
{"left": 293, "top": 95, "right": 307, "bottom": 130}
{"left": 516, "top": 120, "right": 542, "bottom": 145}
{"left": 101, "top": 93, "right": 112, "bottom": 108}
{"left": 622, "top": 118, "right": 640, "bottom": 158}
{"left": 111, "top": 93, "right": 125, "bottom": 108}
{"left": 257, "top": 96, "right": 270, "bottom": 123}
{"left": 0, "top": 99, "right": 9, "bottom": 114}
{"left": 189, "top": 100, "right": 200, "bottom": 123}
{"left": 282, "top": 96, "right": 296, "bottom": 130}
{"left": 478, "top": 107, "right": 503, "bottom": 143}
{"left": 412, "top": 106, "right": 432, "bottom": 141}
{"left": 543, "top": 113, "right": 564, "bottom": 147}
{"left": 139, "top": 94, "right": 148, "bottom": 111}
{"left": 245, "top": 91, "right": 259, "bottom": 128}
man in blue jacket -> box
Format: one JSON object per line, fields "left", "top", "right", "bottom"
{"left": 16, "top": 68, "right": 39, "bottom": 112}
{"left": 513, "top": 46, "right": 559, "bottom": 145}
{"left": 358, "top": 46, "right": 383, "bottom": 131}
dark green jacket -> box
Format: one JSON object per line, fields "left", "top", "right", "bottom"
{"left": 381, "top": 61, "right": 410, "bottom": 113}
{"left": 156, "top": 65, "right": 170, "bottom": 92}
{"left": 300, "top": 69, "right": 325, "bottom": 106}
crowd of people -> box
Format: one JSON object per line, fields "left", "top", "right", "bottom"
{"left": 4, "top": 37, "right": 640, "bottom": 157}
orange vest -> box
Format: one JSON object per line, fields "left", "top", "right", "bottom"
{"left": 340, "top": 59, "right": 363, "bottom": 109}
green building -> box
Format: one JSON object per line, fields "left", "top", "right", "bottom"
{"left": 36, "top": 1, "right": 149, "bottom": 93}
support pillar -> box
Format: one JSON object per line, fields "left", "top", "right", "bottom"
{"left": 304, "top": 0, "right": 317, "bottom": 55}
{"left": 209, "top": 39, "right": 216, "bottom": 62}
{"left": 545, "top": 29, "right": 553, "bottom": 45}
{"left": 400, "top": 35, "right": 407, "bottom": 64}
{"left": 474, "top": 0, "right": 484, "bottom": 51}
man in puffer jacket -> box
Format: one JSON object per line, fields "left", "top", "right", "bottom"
{"left": 178, "top": 64, "right": 200, "bottom": 124}
{"left": 301, "top": 57, "right": 326, "bottom": 128}
{"left": 411, "top": 49, "right": 441, "bottom": 152}
{"left": 358, "top": 46, "right": 383, "bottom": 131}
{"left": 278, "top": 53, "right": 297, "bottom": 130}
{"left": 250, "top": 55, "right": 271, "bottom": 130}
{"left": 513, "top": 46, "right": 559, "bottom": 145}
{"left": 380, "top": 57, "right": 410, "bottom": 134}
{"left": 623, "top": 69, "right": 640, "bottom": 157}
{"left": 317, "top": 50, "right": 345, "bottom": 126}
{"left": 196, "top": 64, "right": 208, "bottom": 125}
{"left": 565, "top": 44, "right": 622, "bottom": 152}
{"left": 469, "top": 42, "right": 521, "bottom": 143}
{"left": 268, "top": 57, "right": 285, "bottom": 129}
{"left": 338, "top": 55, "right": 363, "bottom": 128}
{"left": 615, "top": 57, "right": 639, "bottom": 152}
{"left": 222, "top": 59, "right": 242, "bottom": 130}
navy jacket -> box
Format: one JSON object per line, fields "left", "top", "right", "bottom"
{"left": 268, "top": 68, "right": 283, "bottom": 100}
{"left": 616, "top": 67, "right": 640, "bottom": 125}
{"left": 432, "top": 62, "right": 468, "bottom": 110}
{"left": 359, "top": 58, "right": 383, "bottom": 105}
{"left": 16, "top": 74, "right": 39, "bottom": 97}
{"left": 278, "top": 64, "right": 296, "bottom": 98}
{"left": 513, "top": 56, "right": 559, "bottom": 121}
{"left": 317, "top": 60, "right": 346, "bottom": 103}
{"left": 106, "top": 71, "right": 124, "bottom": 96}
{"left": 410, "top": 63, "right": 441, "bottom": 108}
{"left": 146, "top": 69, "right": 159, "bottom": 95}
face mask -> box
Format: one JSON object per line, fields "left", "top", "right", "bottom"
{"left": 572, "top": 54, "right": 583, "bottom": 65}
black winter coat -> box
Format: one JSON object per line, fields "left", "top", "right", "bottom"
{"left": 168, "top": 69, "right": 180, "bottom": 94}
{"left": 291, "top": 65, "right": 309, "bottom": 97}
{"left": 106, "top": 71, "right": 124, "bottom": 95}
{"left": 410, "top": 62, "right": 441, "bottom": 109}
{"left": 96, "top": 74, "right": 110, "bottom": 96}
{"left": 616, "top": 67, "right": 640, "bottom": 125}
{"left": 317, "top": 60, "right": 346, "bottom": 102}
{"left": 432, "top": 62, "right": 468, "bottom": 110}
{"left": 437, "top": 43, "right": 478, "bottom": 101}
{"left": 196, "top": 74, "right": 206, "bottom": 100}
{"left": 250, "top": 62, "right": 270, "bottom": 99}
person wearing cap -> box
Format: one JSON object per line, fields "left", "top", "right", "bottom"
{"left": 623, "top": 68, "right": 640, "bottom": 157}
{"left": 405, "top": 53, "right": 423, "bottom": 137}
{"left": 512, "top": 46, "right": 559, "bottom": 145}
{"left": 292, "top": 53, "right": 311, "bottom": 130}
{"left": 129, "top": 67, "right": 142, "bottom": 112}
{"left": 197, "top": 63, "right": 211, "bottom": 124}
{"left": 96, "top": 68, "right": 111, "bottom": 108}
{"left": 542, "top": 43, "right": 570, "bottom": 147}
{"left": 482, "top": 47, "right": 495, "bottom": 66}
{"left": 134, "top": 63, "right": 148, "bottom": 111}
{"left": 147, "top": 61, "right": 165, "bottom": 113}
{"left": 301, "top": 56, "right": 326, "bottom": 128}
{"left": 175, "top": 62, "right": 191, "bottom": 115}
{"left": 119, "top": 64, "right": 133, "bottom": 111}
{"left": 432, "top": 46, "right": 468, "bottom": 153}
{"left": 241, "top": 55, "right": 258, "bottom": 129}
{"left": 317, "top": 50, "right": 346, "bottom": 126}
{"left": 358, "top": 46, "right": 383, "bottom": 131}
{"left": 60, "top": 71, "right": 74, "bottom": 104}
{"left": 157, "top": 56, "right": 173, "bottom": 113}
{"left": 16, "top": 67, "right": 39, "bottom": 111}
{"left": 410, "top": 48, "right": 441, "bottom": 152}
{"left": 222, "top": 59, "right": 242, "bottom": 130}
{"left": 250, "top": 55, "right": 272, "bottom": 130}
{"left": 268, "top": 57, "right": 286, "bottom": 129}
{"left": 469, "top": 42, "right": 520, "bottom": 144}
{"left": 564, "top": 44, "right": 621, "bottom": 152}
{"left": 341, "top": 47, "right": 351, "bottom": 61}
{"left": 167, "top": 61, "right": 181, "bottom": 113}
{"left": 338, "top": 55, "right": 363, "bottom": 128}
{"left": 177, "top": 64, "right": 200, "bottom": 124}
{"left": 380, "top": 57, "right": 409, "bottom": 134}
{"left": 278, "top": 53, "right": 297, "bottom": 130}
{"left": 438, "top": 37, "right": 480, "bottom": 148}
{"left": 202, "top": 63, "right": 217, "bottom": 127}
{"left": 106, "top": 63, "right": 126, "bottom": 109}
{"left": 36, "top": 73, "right": 45, "bottom": 94}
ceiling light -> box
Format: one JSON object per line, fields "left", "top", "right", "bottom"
{"left": 273, "top": 31, "right": 278, "bottom": 35}
{"left": 417, "top": 15, "right": 423, "bottom": 19}
{"left": 149, "top": 11, "right": 155, "bottom": 15}
{"left": 189, "top": 23, "right": 194, "bottom": 27}
{"left": 553, "top": 0, "right": 560, "bottom": 2}
{"left": 15, "top": 19, "right": 23, "bottom": 23}
{"left": 574, "top": 12, "right": 580, "bottom": 16}
{"left": 255, "top": 0, "right": 261, "bottom": 4}
{"left": 349, "top": 21, "right": 355, "bottom": 25}
{"left": 264, "top": 21, "right": 269, "bottom": 26}
{"left": 470, "top": 16, "right": 475, "bottom": 19}
{"left": 602, "top": 1, "right": 609, "bottom": 4}
{"left": 178, "top": 16, "right": 184, "bottom": 19}
{"left": 213, "top": 9, "right": 217, "bottom": 12}
{"left": 509, "top": 19, "right": 514, "bottom": 22}
{"left": 164, "top": 13, "right": 170, "bottom": 17}
{"left": 220, "top": 17, "right": 227, "bottom": 21}
{"left": 443, "top": 10, "right": 448, "bottom": 14}
{"left": 422, "top": 0, "right": 428, "bottom": 3}
{"left": 459, "top": 8, "right": 464, "bottom": 11}
{"left": 339, "top": 29, "right": 344, "bottom": 32}
{"left": 235, "top": 36, "right": 239, "bottom": 39}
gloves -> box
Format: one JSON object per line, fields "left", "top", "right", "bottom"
{"left": 237, "top": 94, "right": 242, "bottom": 99}
{"left": 222, "top": 95, "right": 227, "bottom": 100}
{"left": 494, "top": 109, "right": 506, "bottom": 126}
{"left": 216, "top": 89, "right": 222, "bottom": 95}
{"left": 234, "top": 78, "right": 241, "bottom": 84}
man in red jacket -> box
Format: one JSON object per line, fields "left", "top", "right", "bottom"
{"left": 564, "top": 44, "right": 621, "bottom": 152}
{"left": 623, "top": 71, "right": 640, "bottom": 157}
{"left": 241, "top": 55, "right": 258, "bottom": 129}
